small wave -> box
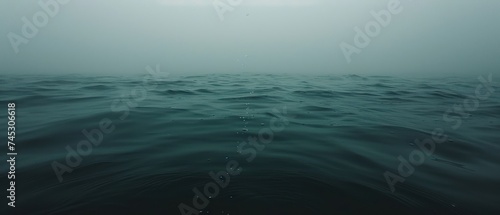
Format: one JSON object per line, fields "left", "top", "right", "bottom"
{"left": 194, "top": 89, "right": 214, "bottom": 93}
{"left": 79, "top": 85, "right": 116, "bottom": 90}
{"left": 161, "top": 89, "right": 196, "bottom": 95}
{"left": 428, "top": 90, "right": 466, "bottom": 99}
{"left": 219, "top": 95, "right": 279, "bottom": 101}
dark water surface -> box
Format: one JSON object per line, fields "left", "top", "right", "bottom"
{"left": 1, "top": 74, "right": 499, "bottom": 215}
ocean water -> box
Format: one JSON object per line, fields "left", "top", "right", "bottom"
{"left": 1, "top": 74, "right": 499, "bottom": 215}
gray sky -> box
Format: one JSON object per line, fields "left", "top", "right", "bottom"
{"left": 1, "top": 0, "right": 499, "bottom": 76}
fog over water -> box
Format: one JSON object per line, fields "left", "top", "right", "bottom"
{"left": 1, "top": 0, "right": 500, "bottom": 77}
{"left": 2, "top": 1, "right": 500, "bottom": 215}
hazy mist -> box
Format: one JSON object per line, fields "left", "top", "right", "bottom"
{"left": 1, "top": 0, "right": 499, "bottom": 77}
